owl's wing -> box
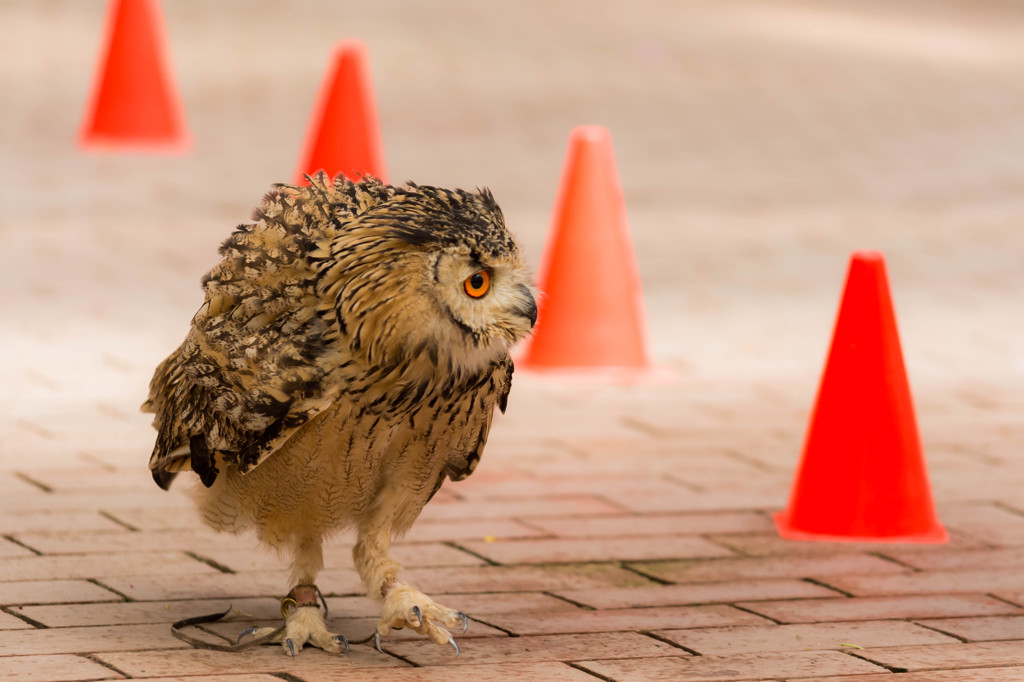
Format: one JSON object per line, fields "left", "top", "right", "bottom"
{"left": 143, "top": 175, "right": 394, "bottom": 489}
{"left": 442, "top": 357, "right": 514, "bottom": 483}
{"left": 142, "top": 295, "right": 340, "bottom": 490}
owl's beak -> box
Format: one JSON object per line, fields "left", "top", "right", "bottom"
{"left": 514, "top": 284, "right": 538, "bottom": 329}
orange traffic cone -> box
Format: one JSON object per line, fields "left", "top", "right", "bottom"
{"left": 518, "top": 125, "right": 658, "bottom": 380}
{"left": 79, "top": 0, "right": 190, "bottom": 152}
{"left": 294, "top": 41, "right": 387, "bottom": 185}
{"left": 774, "top": 251, "right": 947, "bottom": 543}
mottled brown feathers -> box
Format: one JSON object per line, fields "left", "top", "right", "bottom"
{"left": 143, "top": 173, "right": 532, "bottom": 491}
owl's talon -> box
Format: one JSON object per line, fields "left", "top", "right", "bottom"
{"left": 411, "top": 605, "right": 422, "bottom": 628}
{"left": 333, "top": 634, "right": 350, "bottom": 655}
{"left": 285, "top": 637, "right": 296, "bottom": 657}
{"left": 236, "top": 626, "right": 260, "bottom": 644}
{"left": 449, "top": 636, "right": 460, "bottom": 658}
{"left": 374, "top": 631, "right": 383, "bottom": 654}
{"left": 457, "top": 611, "right": 468, "bottom": 633}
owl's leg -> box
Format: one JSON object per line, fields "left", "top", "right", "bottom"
{"left": 353, "top": 518, "right": 466, "bottom": 654}
{"left": 241, "top": 536, "right": 349, "bottom": 656}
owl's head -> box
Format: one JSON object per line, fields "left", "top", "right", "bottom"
{"left": 321, "top": 183, "right": 537, "bottom": 377}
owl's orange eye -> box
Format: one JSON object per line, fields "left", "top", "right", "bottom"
{"left": 464, "top": 270, "right": 490, "bottom": 298}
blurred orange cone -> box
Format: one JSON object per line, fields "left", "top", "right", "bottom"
{"left": 518, "top": 126, "right": 656, "bottom": 379}
{"left": 774, "top": 251, "right": 947, "bottom": 543}
{"left": 295, "top": 41, "right": 386, "bottom": 185}
{"left": 79, "top": 0, "right": 190, "bottom": 152}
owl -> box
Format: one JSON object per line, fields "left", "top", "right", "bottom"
{"left": 142, "top": 173, "right": 537, "bottom": 656}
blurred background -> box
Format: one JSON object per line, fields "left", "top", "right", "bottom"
{"left": 2, "top": 0, "right": 1023, "bottom": 473}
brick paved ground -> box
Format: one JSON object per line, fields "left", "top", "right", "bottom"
{"left": 3, "top": 1, "right": 1024, "bottom": 680}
